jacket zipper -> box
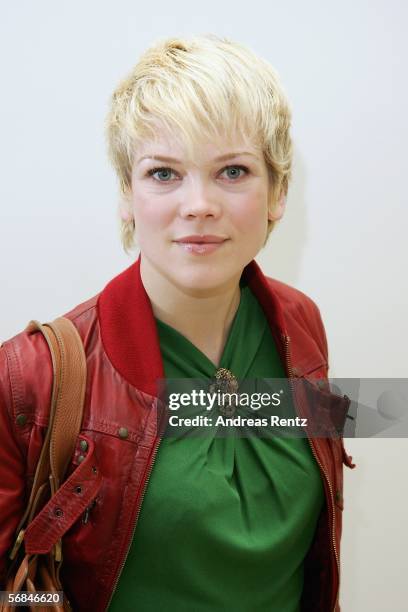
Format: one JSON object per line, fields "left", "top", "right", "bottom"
{"left": 283, "top": 334, "right": 340, "bottom": 612}
{"left": 105, "top": 402, "right": 167, "bottom": 610}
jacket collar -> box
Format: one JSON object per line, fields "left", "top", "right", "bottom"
{"left": 97, "top": 254, "right": 288, "bottom": 397}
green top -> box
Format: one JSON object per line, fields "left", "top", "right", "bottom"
{"left": 108, "top": 281, "right": 324, "bottom": 612}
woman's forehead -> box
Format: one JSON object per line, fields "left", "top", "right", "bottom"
{"left": 134, "top": 130, "right": 263, "bottom": 166}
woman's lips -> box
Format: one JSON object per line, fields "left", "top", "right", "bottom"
{"left": 175, "top": 240, "right": 228, "bottom": 255}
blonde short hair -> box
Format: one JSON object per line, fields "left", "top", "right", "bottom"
{"left": 105, "top": 34, "right": 293, "bottom": 254}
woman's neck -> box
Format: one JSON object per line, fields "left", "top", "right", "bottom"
{"left": 140, "top": 255, "right": 242, "bottom": 367}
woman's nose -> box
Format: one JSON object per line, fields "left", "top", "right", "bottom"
{"left": 178, "top": 183, "right": 222, "bottom": 219}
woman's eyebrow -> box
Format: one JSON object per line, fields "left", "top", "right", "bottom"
{"left": 136, "top": 151, "right": 258, "bottom": 165}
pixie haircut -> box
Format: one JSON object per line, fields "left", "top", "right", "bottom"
{"left": 105, "top": 34, "right": 293, "bottom": 254}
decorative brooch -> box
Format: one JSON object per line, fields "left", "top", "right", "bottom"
{"left": 208, "top": 367, "right": 240, "bottom": 417}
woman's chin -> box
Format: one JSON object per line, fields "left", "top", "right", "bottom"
{"left": 169, "top": 267, "right": 237, "bottom": 294}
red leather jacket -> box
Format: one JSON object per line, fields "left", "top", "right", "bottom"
{"left": 0, "top": 257, "right": 356, "bottom": 611}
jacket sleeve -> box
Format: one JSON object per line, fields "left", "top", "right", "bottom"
{"left": 267, "top": 275, "right": 330, "bottom": 378}
{"left": 309, "top": 299, "right": 330, "bottom": 376}
{"left": 306, "top": 298, "right": 357, "bottom": 468}
{"left": 0, "top": 345, "right": 27, "bottom": 587}
{"left": 296, "top": 291, "right": 330, "bottom": 378}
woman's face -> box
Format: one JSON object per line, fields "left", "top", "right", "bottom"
{"left": 128, "top": 128, "right": 284, "bottom": 293}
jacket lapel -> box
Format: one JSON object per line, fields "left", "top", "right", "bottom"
{"left": 97, "top": 254, "right": 320, "bottom": 396}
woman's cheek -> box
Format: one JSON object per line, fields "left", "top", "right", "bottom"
{"left": 135, "top": 198, "right": 175, "bottom": 230}
{"left": 234, "top": 196, "right": 268, "bottom": 233}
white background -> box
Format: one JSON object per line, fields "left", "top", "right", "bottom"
{"left": 1, "top": 1, "right": 407, "bottom": 609}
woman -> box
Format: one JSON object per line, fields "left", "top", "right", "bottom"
{"left": 0, "top": 34, "right": 355, "bottom": 611}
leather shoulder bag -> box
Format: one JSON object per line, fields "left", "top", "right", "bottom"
{"left": 1, "top": 317, "right": 87, "bottom": 612}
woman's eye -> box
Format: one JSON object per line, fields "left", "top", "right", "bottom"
{"left": 147, "top": 167, "right": 178, "bottom": 182}
{"left": 220, "top": 165, "right": 249, "bottom": 180}
{"left": 146, "top": 164, "right": 249, "bottom": 183}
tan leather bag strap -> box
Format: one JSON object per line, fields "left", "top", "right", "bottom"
{"left": 40, "top": 318, "right": 87, "bottom": 492}
{"left": 9, "top": 317, "right": 87, "bottom": 560}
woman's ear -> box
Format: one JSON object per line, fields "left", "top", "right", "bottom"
{"left": 268, "top": 192, "right": 286, "bottom": 222}
{"left": 119, "top": 195, "right": 133, "bottom": 222}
